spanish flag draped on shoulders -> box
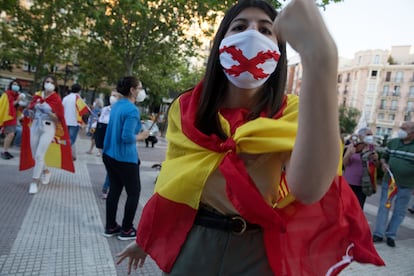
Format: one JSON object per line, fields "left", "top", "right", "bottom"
{"left": 137, "top": 81, "right": 384, "bottom": 275}
{"left": 0, "top": 90, "right": 17, "bottom": 127}
{"left": 19, "top": 91, "right": 74, "bottom": 173}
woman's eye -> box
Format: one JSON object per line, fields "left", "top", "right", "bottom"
{"left": 231, "top": 24, "right": 246, "bottom": 32}
{"left": 259, "top": 27, "right": 272, "bottom": 35}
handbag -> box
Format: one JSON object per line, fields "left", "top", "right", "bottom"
{"left": 361, "top": 151, "right": 376, "bottom": 196}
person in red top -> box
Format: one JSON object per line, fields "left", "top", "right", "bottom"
{"left": 1, "top": 80, "right": 24, "bottom": 159}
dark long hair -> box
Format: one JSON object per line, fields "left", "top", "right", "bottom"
{"left": 195, "top": 0, "right": 287, "bottom": 139}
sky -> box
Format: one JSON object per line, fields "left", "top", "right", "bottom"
{"left": 286, "top": 0, "right": 414, "bottom": 59}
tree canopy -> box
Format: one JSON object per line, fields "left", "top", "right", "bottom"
{"left": 0, "top": 0, "right": 343, "bottom": 103}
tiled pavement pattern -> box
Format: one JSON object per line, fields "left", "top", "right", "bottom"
{"left": 0, "top": 132, "right": 413, "bottom": 275}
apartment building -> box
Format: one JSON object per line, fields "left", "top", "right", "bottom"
{"left": 286, "top": 45, "right": 414, "bottom": 137}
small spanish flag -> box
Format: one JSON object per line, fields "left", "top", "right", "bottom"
{"left": 0, "top": 93, "right": 13, "bottom": 126}
{"left": 385, "top": 168, "right": 397, "bottom": 209}
{"left": 76, "top": 95, "right": 89, "bottom": 125}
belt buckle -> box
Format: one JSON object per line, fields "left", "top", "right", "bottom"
{"left": 231, "top": 216, "right": 247, "bottom": 235}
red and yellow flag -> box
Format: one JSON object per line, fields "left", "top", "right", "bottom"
{"left": 76, "top": 95, "right": 89, "bottom": 125}
{"left": 385, "top": 169, "right": 397, "bottom": 209}
{"left": 0, "top": 93, "right": 13, "bottom": 126}
{"left": 136, "top": 81, "right": 384, "bottom": 275}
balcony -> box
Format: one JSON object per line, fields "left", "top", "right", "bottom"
{"left": 384, "top": 77, "right": 404, "bottom": 83}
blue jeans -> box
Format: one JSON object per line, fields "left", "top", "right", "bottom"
{"left": 13, "top": 125, "right": 22, "bottom": 147}
{"left": 373, "top": 180, "right": 414, "bottom": 239}
{"left": 67, "top": 125, "right": 80, "bottom": 146}
{"left": 102, "top": 174, "right": 110, "bottom": 192}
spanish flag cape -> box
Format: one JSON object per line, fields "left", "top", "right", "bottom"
{"left": 137, "top": 82, "right": 384, "bottom": 275}
{"left": 0, "top": 90, "right": 17, "bottom": 127}
{"left": 19, "top": 91, "right": 74, "bottom": 173}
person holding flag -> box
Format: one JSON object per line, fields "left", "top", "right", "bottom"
{"left": 343, "top": 127, "right": 379, "bottom": 209}
{"left": 62, "top": 83, "right": 89, "bottom": 160}
{"left": 0, "top": 80, "right": 25, "bottom": 159}
{"left": 20, "top": 75, "right": 74, "bottom": 194}
{"left": 373, "top": 121, "right": 414, "bottom": 247}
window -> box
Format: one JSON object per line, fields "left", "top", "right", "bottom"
{"left": 388, "top": 114, "right": 395, "bottom": 121}
{"left": 385, "top": 71, "right": 391, "bottom": 82}
{"left": 391, "top": 100, "right": 398, "bottom": 110}
{"left": 374, "top": 55, "right": 380, "bottom": 64}
{"left": 377, "top": 113, "right": 384, "bottom": 120}
{"left": 371, "top": 70, "right": 378, "bottom": 78}
{"left": 395, "top": 71, "right": 403, "bottom": 82}
{"left": 407, "top": 102, "right": 414, "bottom": 112}
{"left": 368, "top": 83, "right": 375, "bottom": 92}
{"left": 393, "top": 85, "right": 400, "bottom": 96}
{"left": 383, "top": 85, "right": 389, "bottom": 96}
{"left": 380, "top": 99, "right": 386, "bottom": 109}
{"left": 409, "top": 86, "right": 414, "bottom": 97}
{"left": 337, "top": 74, "right": 342, "bottom": 83}
{"left": 346, "top": 73, "right": 350, "bottom": 82}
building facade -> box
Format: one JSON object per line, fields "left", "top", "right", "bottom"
{"left": 286, "top": 45, "right": 414, "bottom": 138}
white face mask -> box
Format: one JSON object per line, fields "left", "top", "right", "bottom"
{"left": 11, "top": 85, "right": 20, "bottom": 92}
{"left": 363, "top": 135, "right": 374, "bottom": 145}
{"left": 44, "top": 83, "right": 55, "bottom": 92}
{"left": 219, "top": 29, "right": 280, "bottom": 89}
{"left": 109, "top": 95, "right": 118, "bottom": 105}
{"left": 398, "top": 129, "right": 408, "bottom": 139}
{"left": 136, "top": 89, "right": 146, "bottom": 102}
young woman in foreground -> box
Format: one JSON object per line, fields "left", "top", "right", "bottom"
{"left": 117, "top": 0, "right": 384, "bottom": 275}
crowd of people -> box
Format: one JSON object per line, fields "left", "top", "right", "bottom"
{"left": 0, "top": 0, "right": 413, "bottom": 275}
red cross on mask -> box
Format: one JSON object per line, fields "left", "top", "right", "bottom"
{"left": 219, "top": 30, "right": 280, "bottom": 89}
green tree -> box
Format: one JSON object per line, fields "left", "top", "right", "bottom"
{"left": 339, "top": 105, "right": 360, "bottom": 134}
{"left": 0, "top": 0, "right": 90, "bottom": 92}
{"left": 1, "top": 0, "right": 343, "bottom": 97}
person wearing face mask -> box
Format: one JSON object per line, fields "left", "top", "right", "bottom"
{"left": 0, "top": 80, "right": 25, "bottom": 159}
{"left": 116, "top": 1, "right": 383, "bottom": 275}
{"left": 373, "top": 121, "right": 414, "bottom": 247}
{"left": 95, "top": 90, "right": 122, "bottom": 199}
{"left": 102, "top": 76, "right": 149, "bottom": 240}
{"left": 19, "top": 76, "right": 74, "bottom": 194}
{"left": 343, "top": 127, "right": 379, "bottom": 209}
{"left": 62, "top": 83, "right": 90, "bottom": 161}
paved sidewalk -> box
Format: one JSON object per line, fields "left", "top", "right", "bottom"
{"left": 0, "top": 134, "right": 413, "bottom": 275}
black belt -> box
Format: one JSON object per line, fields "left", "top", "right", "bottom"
{"left": 194, "top": 206, "right": 261, "bottom": 235}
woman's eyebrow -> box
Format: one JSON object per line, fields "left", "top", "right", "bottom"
{"left": 231, "top": 18, "right": 273, "bottom": 26}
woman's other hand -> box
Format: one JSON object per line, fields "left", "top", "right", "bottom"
{"left": 116, "top": 242, "right": 147, "bottom": 275}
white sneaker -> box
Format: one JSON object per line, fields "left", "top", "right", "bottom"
{"left": 29, "top": 182, "right": 38, "bottom": 194}
{"left": 41, "top": 171, "right": 51, "bottom": 185}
